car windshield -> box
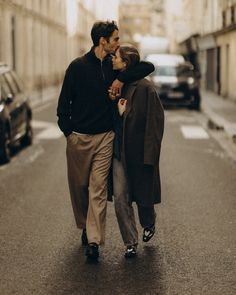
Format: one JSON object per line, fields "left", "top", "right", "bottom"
{"left": 151, "top": 65, "right": 193, "bottom": 77}
{"left": 151, "top": 66, "right": 177, "bottom": 76}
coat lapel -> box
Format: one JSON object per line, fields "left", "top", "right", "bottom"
{"left": 123, "top": 81, "right": 138, "bottom": 122}
{"left": 121, "top": 82, "right": 138, "bottom": 169}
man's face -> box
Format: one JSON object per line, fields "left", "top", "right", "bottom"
{"left": 103, "top": 30, "right": 120, "bottom": 54}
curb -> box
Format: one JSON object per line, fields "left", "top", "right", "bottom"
{"left": 29, "top": 86, "right": 60, "bottom": 110}
{"left": 202, "top": 105, "right": 236, "bottom": 144}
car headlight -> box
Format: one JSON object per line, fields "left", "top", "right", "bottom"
{"left": 187, "top": 77, "right": 195, "bottom": 85}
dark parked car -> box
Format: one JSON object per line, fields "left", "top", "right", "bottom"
{"left": 0, "top": 62, "right": 33, "bottom": 163}
{"left": 145, "top": 54, "right": 201, "bottom": 110}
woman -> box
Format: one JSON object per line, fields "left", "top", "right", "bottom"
{"left": 111, "top": 45, "right": 165, "bottom": 258}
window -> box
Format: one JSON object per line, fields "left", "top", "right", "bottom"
{"left": 3, "top": 72, "right": 19, "bottom": 95}
{"left": 10, "top": 71, "right": 23, "bottom": 92}
{"left": 222, "top": 10, "right": 226, "bottom": 27}
{"left": 0, "top": 74, "right": 11, "bottom": 99}
{"left": 11, "top": 16, "right": 16, "bottom": 70}
{"left": 231, "top": 6, "right": 235, "bottom": 23}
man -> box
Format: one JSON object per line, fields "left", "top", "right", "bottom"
{"left": 57, "top": 21, "right": 154, "bottom": 260}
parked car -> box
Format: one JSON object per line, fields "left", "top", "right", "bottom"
{"left": 0, "top": 62, "right": 33, "bottom": 163}
{"left": 145, "top": 54, "right": 201, "bottom": 110}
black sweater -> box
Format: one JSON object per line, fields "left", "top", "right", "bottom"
{"left": 57, "top": 47, "right": 154, "bottom": 137}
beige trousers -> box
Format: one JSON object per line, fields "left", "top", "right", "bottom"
{"left": 66, "top": 131, "right": 114, "bottom": 245}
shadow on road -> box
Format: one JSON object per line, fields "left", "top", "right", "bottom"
{"left": 45, "top": 242, "right": 166, "bottom": 295}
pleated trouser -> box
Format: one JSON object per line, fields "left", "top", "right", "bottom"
{"left": 66, "top": 131, "right": 114, "bottom": 245}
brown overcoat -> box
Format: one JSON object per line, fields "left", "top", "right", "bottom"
{"left": 119, "top": 78, "right": 165, "bottom": 207}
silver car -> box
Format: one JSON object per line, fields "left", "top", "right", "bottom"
{"left": 146, "top": 54, "right": 201, "bottom": 110}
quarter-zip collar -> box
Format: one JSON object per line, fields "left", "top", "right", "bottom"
{"left": 86, "top": 47, "right": 112, "bottom": 82}
{"left": 86, "top": 46, "right": 111, "bottom": 65}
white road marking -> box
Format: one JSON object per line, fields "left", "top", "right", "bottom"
{"left": 181, "top": 125, "right": 209, "bottom": 139}
{"left": 0, "top": 165, "right": 6, "bottom": 170}
{"left": 36, "top": 126, "right": 62, "bottom": 139}
{"left": 32, "top": 120, "right": 63, "bottom": 140}
{"left": 166, "top": 114, "right": 197, "bottom": 123}
{"left": 32, "top": 120, "right": 52, "bottom": 128}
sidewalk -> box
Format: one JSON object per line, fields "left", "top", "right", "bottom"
{"left": 201, "top": 90, "right": 236, "bottom": 144}
{"left": 30, "top": 85, "right": 60, "bottom": 109}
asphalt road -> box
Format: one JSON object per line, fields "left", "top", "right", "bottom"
{"left": 0, "top": 101, "right": 235, "bottom": 295}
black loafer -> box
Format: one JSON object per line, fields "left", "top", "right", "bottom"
{"left": 86, "top": 243, "right": 99, "bottom": 259}
{"left": 81, "top": 229, "right": 88, "bottom": 246}
{"left": 124, "top": 245, "right": 137, "bottom": 258}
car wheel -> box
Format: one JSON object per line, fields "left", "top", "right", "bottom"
{"left": 189, "top": 90, "right": 201, "bottom": 111}
{"left": 0, "top": 132, "right": 11, "bottom": 164}
{"left": 20, "top": 123, "right": 33, "bottom": 147}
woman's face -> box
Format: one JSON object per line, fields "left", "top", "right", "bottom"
{"left": 112, "top": 49, "right": 126, "bottom": 71}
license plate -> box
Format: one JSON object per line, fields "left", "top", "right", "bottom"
{"left": 168, "top": 92, "right": 184, "bottom": 98}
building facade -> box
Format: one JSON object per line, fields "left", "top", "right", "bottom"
{"left": 0, "top": 0, "right": 69, "bottom": 102}
{"left": 119, "top": 0, "right": 165, "bottom": 46}
{"left": 215, "top": 0, "right": 236, "bottom": 98}
{"left": 167, "top": 0, "right": 236, "bottom": 102}
{"left": 0, "top": 0, "right": 119, "bottom": 104}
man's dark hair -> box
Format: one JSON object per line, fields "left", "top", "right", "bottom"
{"left": 91, "top": 21, "right": 118, "bottom": 46}
{"left": 119, "top": 44, "right": 140, "bottom": 69}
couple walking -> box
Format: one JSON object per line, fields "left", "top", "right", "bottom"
{"left": 57, "top": 20, "right": 164, "bottom": 260}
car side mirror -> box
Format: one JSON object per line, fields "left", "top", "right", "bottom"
{"left": 5, "top": 93, "right": 13, "bottom": 104}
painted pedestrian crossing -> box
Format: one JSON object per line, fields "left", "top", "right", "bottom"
{"left": 180, "top": 125, "right": 209, "bottom": 139}
{"left": 32, "top": 120, "right": 210, "bottom": 141}
{"left": 165, "top": 112, "right": 210, "bottom": 140}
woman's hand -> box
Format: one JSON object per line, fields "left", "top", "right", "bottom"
{"left": 118, "top": 98, "right": 127, "bottom": 116}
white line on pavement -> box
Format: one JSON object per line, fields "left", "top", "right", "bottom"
{"left": 181, "top": 125, "right": 209, "bottom": 139}
{"left": 32, "top": 120, "right": 63, "bottom": 140}
{"left": 36, "top": 126, "right": 62, "bottom": 139}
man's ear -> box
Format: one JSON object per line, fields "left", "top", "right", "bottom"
{"left": 100, "top": 37, "right": 106, "bottom": 45}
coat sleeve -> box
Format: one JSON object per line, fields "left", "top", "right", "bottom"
{"left": 117, "top": 61, "right": 154, "bottom": 83}
{"left": 143, "top": 87, "right": 165, "bottom": 166}
{"left": 56, "top": 64, "right": 74, "bottom": 138}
